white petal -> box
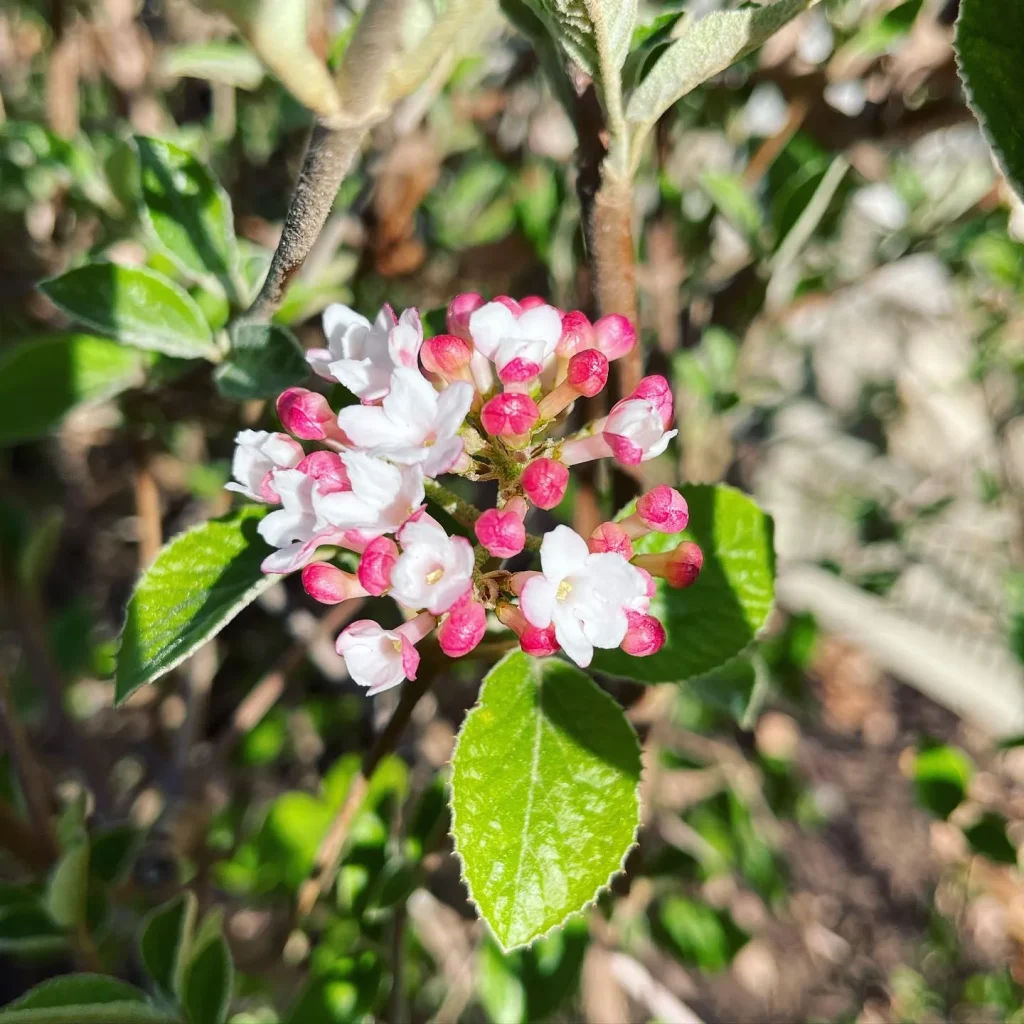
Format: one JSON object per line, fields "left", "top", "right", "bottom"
{"left": 382, "top": 368, "right": 438, "bottom": 437}
{"left": 337, "top": 403, "right": 413, "bottom": 450}
{"left": 389, "top": 308, "right": 423, "bottom": 369}
{"left": 258, "top": 508, "right": 311, "bottom": 548}
{"left": 468, "top": 302, "right": 516, "bottom": 359}
{"left": 342, "top": 451, "right": 402, "bottom": 506}
{"left": 323, "top": 304, "right": 370, "bottom": 353}
{"left": 422, "top": 436, "right": 463, "bottom": 477}
{"left": 539, "top": 525, "right": 590, "bottom": 583}
{"left": 330, "top": 357, "right": 391, "bottom": 401}
{"left": 642, "top": 428, "right": 677, "bottom": 461}
{"left": 225, "top": 481, "right": 260, "bottom": 501}
{"left": 520, "top": 576, "right": 557, "bottom": 628}
{"left": 434, "top": 381, "right": 474, "bottom": 438}
{"left": 516, "top": 305, "right": 562, "bottom": 356}
{"left": 306, "top": 347, "right": 335, "bottom": 380}
{"left": 397, "top": 513, "right": 448, "bottom": 551}
{"left": 314, "top": 490, "right": 378, "bottom": 529}
{"left": 552, "top": 606, "right": 594, "bottom": 667}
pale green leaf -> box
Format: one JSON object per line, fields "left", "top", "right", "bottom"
{"left": 115, "top": 505, "right": 274, "bottom": 703}
{"left": 40, "top": 264, "right": 216, "bottom": 360}
{"left": 159, "top": 42, "right": 266, "bottom": 90}
{"left": 592, "top": 484, "right": 775, "bottom": 684}
{"left": 626, "top": 0, "right": 819, "bottom": 158}
{"left": 955, "top": 0, "right": 1024, "bottom": 201}
{"left": 1, "top": 976, "right": 147, "bottom": 1014}
{"left": 139, "top": 891, "right": 197, "bottom": 1000}
{"left": 0, "top": 334, "right": 152, "bottom": 446}
{"left": 45, "top": 843, "right": 88, "bottom": 929}
{"left": 451, "top": 653, "right": 641, "bottom": 950}
{"left": 478, "top": 937, "right": 527, "bottom": 1024}
{"left": 215, "top": 323, "right": 309, "bottom": 400}
{"left": 135, "top": 137, "right": 242, "bottom": 301}
{"left": 525, "top": 0, "right": 637, "bottom": 79}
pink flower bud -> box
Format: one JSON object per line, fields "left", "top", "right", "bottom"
{"left": 594, "top": 314, "right": 637, "bottom": 361}
{"left": 557, "top": 311, "right": 596, "bottom": 357}
{"left": 636, "top": 486, "right": 689, "bottom": 533}
{"left": 277, "top": 387, "right": 335, "bottom": 441}
{"left": 498, "top": 357, "right": 543, "bottom": 385}
{"left": 567, "top": 349, "right": 609, "bottom": 398}
{"left": 447, "top": 293, "right": 484, "bottom": 340}
{"left": 496, "top": 603, "right": 559, "bottom": 657}
{"left": 302, "top": 562, "right": 366, "bottom": 604}
{"left": 634, "top": 541, "right": 704, "bottom": 589}
{"left": 357, "top": 535, "right": 399, "bottom": 596}
{"left": 296, "top": 451, "right": 350, "bottom": 495}
{"left": 492, "top": 294, "right": 522, "bottom": 316}
{"left": 480, "top": 393, "right": 539, "bottom": 439}
{"left": 631, "top": 375, "right": 673, "bottom": 428}
{"left": 421, "top": 334, "right": 473, "bottom": 380}
{"left": 521, "top": 458, "right": 569, "bottom": 510}
{"left": 518, "top": 295, "right": 551, "bottom": 312}
{"left": 620, "top": 610, "right": 666, "bottom": 657}
{"left": 438, "top": 593, "right": 487, "bottom": 657}
{"left": 588, "top": 522, "right": 633, "bottom": 559}
{"left": 475, "top": 507, "right": 526, "bottom": 558}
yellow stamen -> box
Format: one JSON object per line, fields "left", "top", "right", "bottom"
{"left": 426, "top": 568, "right": 444, "bottom": 584}
{"left": 556, "top": 579, "right": 572, "bottom": 601}
{"left": 391, "top": 638, "right": 403, "bottom": 653}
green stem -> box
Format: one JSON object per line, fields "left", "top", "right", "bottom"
{"left": 424, "top": 479, "right": 484, "bottom": 528}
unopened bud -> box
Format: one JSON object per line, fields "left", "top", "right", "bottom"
{"left": 496, "top": 602, "right": 559, "bottom": 657}
{"left": 480, "top": 393, "right": 539, "bottom": 440}
{"left": 277, "top": 387, "right": 336, "bottom": 441}
{"left": 302, "top": 562, "right": 366, "bottom": 604}
{"left": 521, "top": 458, "right": 569, "bottom": 510}
{"left": 626, "top": 486, "right": 689, "bottom": 535}
{"left": 447, "top": 293, "right": 484, "bottom": 339}
{"left": 357, "top": 536, "right": 399, "bottom": 596}
{"left": 594, "top": 314, "right": 637, "bottom": 361}
{"left": 492, "top": 295, "right": 522, "bottom": 316}
{"left": 634, "top": 541, "right": 704, "bottom": 589}
{"left": 557, "top": 311, "right": 596, "bottom": 358}
{"left": 519, "top": 295, "right": 551, "bottom": 312}
{"left": 588, "top": 522, "right": 633, "bottom": 558}
{"left": 620, "top": 610, "right": 666, "bottom": 657}
{"left": 567, "top": 348, "right": 609, "bottom": 398}
{"left": 296, "top": 451, "right": 350, "bottom": 494}
{"left": 438, "top": 593, "right": 487, "bottom": 657}
{"left": 631, "top": 375, "right": 673, "bottom": 429}
{"left": 421, "top": 334, "right": 473, "bottom": 381}
{"left": 475, "top": 507, "right": 526, "bottom": 558}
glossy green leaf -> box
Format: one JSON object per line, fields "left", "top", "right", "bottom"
{"left": 0, "top": 334, "right": 151, "bottom": 445}
{"left": 139, "top": 891, "right": 197, "bottom": 1000}
{"left": 956, "top": 0, "right": 1024, "bottom": 199}
{"left": 451, "top": 652, "right": 641, "bottom": 949}
{"left": 115, "top": 505, "right": 274, "bottom": 703}
{"left": 965, "top": 812, "right": 1018, "bottom": 866}
{"left": 592, "top": 484, "right": 775, "bottom": 684}
{"left": 215, "top": 323, "right": 309, "bottom": 400}
{"left": 914, "top": 744, "right": 974, "bottom": 820}
{"left": 181, "top": 910, "right": 233, "bottom": 1024}
{"left": 45, "top": 843, "right": 88, "bottom": 929}
{"left": 40, "top": 264, "right": 215, "bottom": 360}
{"left": 625, "top": 0, "right": 819, "bottom": 156}
{"left": 136, "top": 137, "right": 242, "bottom": 300}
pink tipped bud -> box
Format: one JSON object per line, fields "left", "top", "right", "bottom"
{"left": 302, "top": 562, "right": 366, "bottom": 604}
{"left": 634, "top": 541, "right": 704, "bottom": 589}
{"left": 492, "top": 295, "right": 522, "bottom": 316}
{"left": 637, "top": 566, "right": 656, "bottom": 599}
{"left": 519, "top": 295, "right": 551, "bottom": 312}
{"left": 438, "top": 593, "right": 487, "bottom": 657}
{"left": 498, "top": 357, "right": 542, "bottom": 385}
{"left": 296, "top": 451, "right": 350, "bottom": 494}
{"left": 631, "top": 375, "right": 673, "bottom": 428}
{"left": 357, "top": 536, "right": 399, "bottom": 596}
{"left": 497, "top": 603, "right": 560, "bottom": 657}
{"left": 594, "top": 314, "right": 637, "bottom": 361}
{"left": 620, "top": 610, "right": 666, "bottom": 657}
{"left": 557, "top": 311, "right": 596, "bottom": 358}
{"left": 589, "top": 522, "right": 634, "bottom": 559}
{"left": 447, "top": 293, "right": 484, "bottom": 340}
{"left": 636, "top": 486, "right": 689, "bottom": 533}
{"left": 521, "top": 458, "right": 569, "bottom": 510}
{"left": 567, "top": 349, "right": 609, "bottom": 398}
{"left": 481, "top": 393, "right": 539, "bottom": 439}
{"left": 475, "top": 507, "right": 526, "bottom": 558}
{"left": 277, "top": 387, "right": 336, "bottom": 441}
{"left": 422, "top": 334, "right": 473, "bottom": 380}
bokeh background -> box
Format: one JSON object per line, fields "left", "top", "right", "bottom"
{"left": 5, "top": 0, "right": 1024, "bottom": 1021}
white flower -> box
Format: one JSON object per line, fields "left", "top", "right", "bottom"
{"left": 258, "top": 468, "right": 318, "bottom": 549}
{"left": 309, "top": 304, "right": 423, "bottom": 402}
{"left": 314, "top": 450, "right": 425, "bottom": 537}
{"left": 225, "top": 430, "right": 303, "bottom": 501}
{"left": 468, "top": 302, "right": 562, "bottom": 379}
{"left": 520, "top": 525, "right": 648, "bottom": 667}
{"left": 603, "top": 398, "right": 677, "bottom": 465}
{"left": 390, "top": 514, "right": 474, "bottom": 614}
{"left": 336, "top": 369, "right": 473, "bottom": 477}
{"left": 336, "top": 620, "right": 419, "bottom": 695}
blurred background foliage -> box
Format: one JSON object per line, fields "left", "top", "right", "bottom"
{"left": 4, "top": 0, "right": 1024, "bottom": 1021}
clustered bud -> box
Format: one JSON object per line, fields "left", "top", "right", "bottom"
{"left": 225, "top": 294, "right": 702, "bottom": 695}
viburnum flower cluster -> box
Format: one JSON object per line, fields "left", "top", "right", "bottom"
{"left": 227, "top": 295, "right": 703, "bottom": 694}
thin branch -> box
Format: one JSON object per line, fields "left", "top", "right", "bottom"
{"left": 245, "top": 0, "right": 411, "bottom": 323}
{"left": 296, "top": 667, "right": 437, "bottom": 920}
{"left": 423, "top": 478, "right": 484, "bottom": 529}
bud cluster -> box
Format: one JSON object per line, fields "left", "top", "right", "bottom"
{"left": 226, "top": 295, "right": 702, "bottom": 694}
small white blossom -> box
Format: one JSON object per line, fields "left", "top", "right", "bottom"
{"left": 315, "top": 450, "right": 425, "bottom": 537}
{"left": 603, "top": 398, "right": 677, "bottom": 465}
{"left": 389, "top": 514, "right": 474, "bottom": 614}
{"left": 336, "top": 620, "right": 419, "bottom": 694}
{"left": 226, "top": 430, "right": 303, "bottom": 501}
{"left": 468, "top": 302, "right": 562, "bottom": 379}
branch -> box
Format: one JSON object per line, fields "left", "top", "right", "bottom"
{"left": 245, "top": 0, "right": 411, "bottom": 323}
{"left": 424, "top": 478, "right": 484, "bottom": 529}
{"left": 296, "top": 667, "right": 436, "bottom": 919}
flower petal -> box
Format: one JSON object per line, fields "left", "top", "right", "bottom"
{"left": 539, "top": 525, "right": 590, "bottom": 583}
{"left": 520, "top": 575, "right": 557, "bottom": 629}
{"left": 468, "top": 302, "right": 516, "bottom": 359}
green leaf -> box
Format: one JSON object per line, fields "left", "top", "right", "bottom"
{"left": 0, "top": 334, "right": 151, "bottom": 446}
{"left": 40, "top": 264, "right": 215, "bottom": 360}
{"left": 688, "top": 654, "right": 770, "bottom": 728}
{"left": 0, "top": 1001, "right": 172, "bottom": 1024}
{"left": 45, "top": 842, "right": 89, "bottom": 929}
{"left": 90, "top": 825, "right": 141, "bottom": 885}
{"left": 115, "top": 505, "right": 274, "bottom": 703}
{"left": 914, "top": 744, "right": 974, "bottom": 819}
{"left": 284, "top": 954, "right": 382, "bottom": 1024}
{"left": 1, "top": 976, "right": 147, "bottom": 1014}
{"left": 478, "top": 937, "right": 527, "bottom": 1024}
{"left": 136, "top": 137, "right": 242, "bottom": 301}
{"left": 592, "top": 484, "right": 775, "bottom": 684}
{"left": 700, "top": 171, "right": 763, "bottom": 242}
{"left": 181, "top": 910, "right": 233, "bottom": 1024}
{"left": 0, "top": 906, "right": 67, "bottom": 957}
{"left": 625, "top": 0, "right": 819, "bottom": 158}
{"left": 256, "top": 793, "right": 334, "bottom": 891}
{"left": 656, "top": 895, "right": 748, "bottom": 972}
{"left": 451, "top": 652, "right": 641, "bottom": 950}
{"left": 524, "top": 0, "right": 637, "bottom": 80}
{"left": 215, "top": 323, "right": 309, "bottom": 400}
{"left": 139, "top": 891, "right": 197, "bottom": 999}
{"left": 159, "top": 42, "right": 266, "bottom": 90}
{"left": 964, "top": 812, "right": 1018, "bottom": 866}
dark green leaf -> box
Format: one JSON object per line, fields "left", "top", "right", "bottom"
{"left": 215, "top": 323, "right": 309, "bottom": 400}
{"left": 1, "top": 975, "right": 146, "bottom": 1012}
{"left": 90, "top": 825, "right": 141, "bottom": 885}
{"left": 914, "top": 744, "right": 973, "bottom": 819}
{"left": 181, "top": 910, "right": 233, "bottom": 1024}
{"left": 655, "top": 895, "right": 748, "bottom": 972}
{"left": 284, "top": 953, "right": 382, "bottom": 1024}
{"left": 0, "top": 906, "right": 67, "bottom": 957}
{"left": 139, "top": 891, "right": 197, "bottom": 999}
{"left": 964, "top": 812, "right": 1018, "bottom": 865}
